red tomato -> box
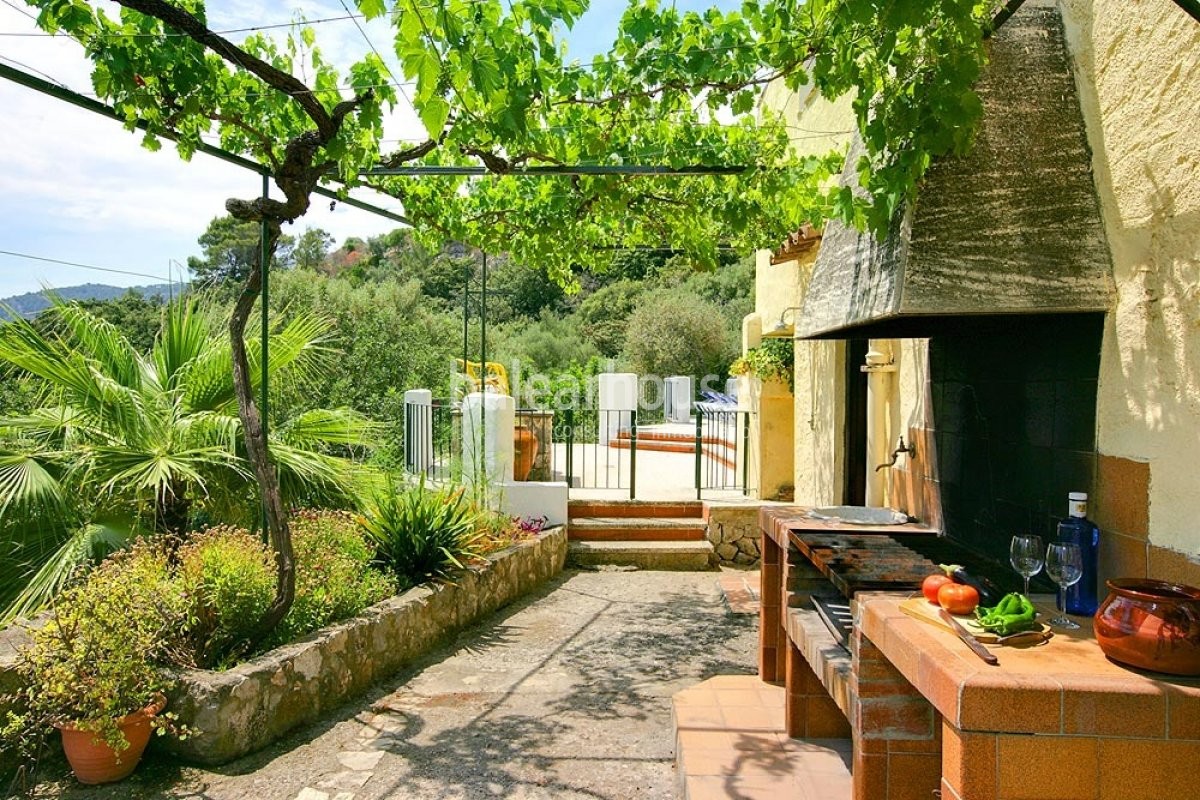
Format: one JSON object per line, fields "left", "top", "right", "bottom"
{"left": 938, "top": 582, "right": 980, "bottom": 615}
{"left": 922, "top": 574, "right": 954, "bottom": 604}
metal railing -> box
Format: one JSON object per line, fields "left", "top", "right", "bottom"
{"left": 404, "top": 400, "right": 558, "bottom": 484}
{"left": 404, "top": 399, "right": 459, "bottom": 482}
{"left": 403, "top": 396, "right": 755, "bottom": 500}
{"left": 557, "top": 408, "right": 637, "bottom": 498}
{"left": 694, "top": 405, "right": 752, "bottom": 498}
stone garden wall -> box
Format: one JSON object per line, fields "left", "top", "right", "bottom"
{"left": 705, "top": 504, "right": 762, "bottom": 567}
{"left": 165, "top": 526, "right": 566, "bottom": 765}
{"left": 0, "top": 526, "right": 567, "bottom": 772}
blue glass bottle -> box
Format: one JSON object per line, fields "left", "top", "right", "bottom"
{"left": 1057, "top": 492, "right": 1100, "bottom": 616}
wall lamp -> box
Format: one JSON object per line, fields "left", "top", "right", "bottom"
{"left": 763, "top": 306, "right": 803, "bottom": 339}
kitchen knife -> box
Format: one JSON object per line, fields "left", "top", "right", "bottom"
{"left": 938, "top": 608, "right": 1000, "bottom": 665}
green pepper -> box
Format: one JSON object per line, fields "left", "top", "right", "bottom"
{"left": 974, "top": 593, "right": 1036, "bottom": 636}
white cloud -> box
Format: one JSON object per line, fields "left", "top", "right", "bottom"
{"left": 0, "top": 1, "right": 418, "bottom": 296}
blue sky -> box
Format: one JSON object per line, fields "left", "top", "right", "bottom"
{"left": 0, "top": 0, "right": 737, "bottom": 298}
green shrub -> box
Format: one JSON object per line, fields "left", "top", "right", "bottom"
{"left": 270, "top": 510, "right": 396, "bottom": 647}
{"left": 177, "top": 528, "right": 276, "bottom": 668}
{"left": 1, "top": 543, "right": 189, "bottom": 765}
{"left": 358, "top": 483, "right": 483, "bottom": 589}
{"left": 620, "top": 289, "right": 735, "bottom": 380}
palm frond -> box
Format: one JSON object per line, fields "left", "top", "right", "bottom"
{"left": 90, "top": 446, "right": 246, "bottom": 500}
{"left": 0, "top": 450, "right": 68, "bottom": 521}
{"left": 0, "top": 406, "right": 87, "bottom": 447}
{"left": 0, "top": 518, "right": 136, "bottom": 624}
{"left": 49, "top": 300, "right": 144, "bottom": 391}
{"left": 275, "top": 408, "right": 383, "bottom": 449}
{"left": 270, "top": 443, "right": 365, "bottom": 509}
{"left": 0, "top": 312, "right": 105, "bottom": 402}
{"left": 152, "top": 298, "right": 209, "bottom": 392}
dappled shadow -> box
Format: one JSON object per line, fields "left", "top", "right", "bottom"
{"left": 362, "top": 572, "right": 756, "bottom": 799}
{"left": 545, "top": 584, "right": 756, "bottom": 722}
{"left": 26, "top": 570, "right": 758, "bottom": 799}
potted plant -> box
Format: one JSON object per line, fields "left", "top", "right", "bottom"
{"left": 1, "top": 545, "right": 189, "bottom": 786}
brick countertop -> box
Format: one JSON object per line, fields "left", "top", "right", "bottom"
{"left": 856, "top": 593, "right": 1200, "bottom": 738}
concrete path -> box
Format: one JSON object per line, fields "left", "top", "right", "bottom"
{"left": 31, "top": 570, "right": 757, "bottom": 800}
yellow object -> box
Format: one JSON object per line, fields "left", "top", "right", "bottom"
{"left": 456, "top": 359, "right": 509, "bottom": 395}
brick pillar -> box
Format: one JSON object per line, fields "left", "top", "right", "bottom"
{"left": 759, "top": 532, "right": 782, "bottom": 681}
{"left": 851, "top": 627, "right": 941, "bottom": 800}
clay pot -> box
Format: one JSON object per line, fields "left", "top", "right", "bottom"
{"left": 57, "top": 695, "right": 166, "bottom": 785}
{"left": 1094, "top": 579, "right": 1200, "bottom": 676}
{"left": 513, "top": 425, "right": 539, "bottom": 481}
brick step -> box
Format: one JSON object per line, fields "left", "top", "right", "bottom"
{"left": 613, "top": 429, "right": 733, "bottom": 446}
{"left": 567, "top": 540, "right": 716, "bottom": 571}
{"left": 568, "top": 517, "right": 708, "bottom": 542}
{"left": 568, "top": 499, "right": 703, "bottom": 519}
{"left": 606, "top": 438, "right": 736, "bottom": 466}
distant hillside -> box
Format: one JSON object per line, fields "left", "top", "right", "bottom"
{"left": 0, "top": 283, "right": 179, "bottom": 320}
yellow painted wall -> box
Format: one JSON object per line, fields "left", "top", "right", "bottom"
{"left": 756, "top": 78, "right": 857, "bottom": 504}
{"left": 760, "top": 79, "right": 856, "bottom": 161}
{"left": 1060, "top": 0, "right": 1200, "bottom": 556}
{"left": 751, "top": 248, "right": 804, "bottom": 340}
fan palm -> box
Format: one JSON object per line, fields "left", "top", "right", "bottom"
{"left": 0, "top": 297, "right": 381, "bottom": 622}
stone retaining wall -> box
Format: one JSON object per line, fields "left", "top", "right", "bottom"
{"left": 1, "top": 526, "right": 566, "bottom": 772}
{"left": 705, "top": 504, "right": 762, "bottom": 567}
{"left": 165, "top": 526, "right": 566, "bottom": 765}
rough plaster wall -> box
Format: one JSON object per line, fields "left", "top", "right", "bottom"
{"left": 1060, "top": 0, "right": 1200, "bottom": 555}
{"left": 760, "top": 75, "right": 855, "bottom": 506}
{"left": 792, "top": 247, "right": 846, "bottom": 507}
{"left": 793, "top": 339, "right": 846, "bottom": 505}
{"left": 754, "top": 248, "right": 805, "bottom": 335}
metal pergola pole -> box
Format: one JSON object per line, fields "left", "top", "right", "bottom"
{"left": 260, "top": 174, "right": 270, "bottom": 530}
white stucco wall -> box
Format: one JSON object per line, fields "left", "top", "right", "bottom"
{"left": 1060, "top": 0, "right": 1200, "bottom": 555}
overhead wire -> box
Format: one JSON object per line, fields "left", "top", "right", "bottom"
{"left": 335, "top": 0, "right": 418, "bottom": 120}
{"left": 0, "top": 248, "right": 175, "bottom": 284}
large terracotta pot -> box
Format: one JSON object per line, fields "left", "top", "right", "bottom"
{"left": 1094, "top": 579, "right": 1200, "bottom": 676}
{"left": 513, "top": 425, "right": 539, "bottom": 481}
{"left": 57, "top": 695, "right": 166, "bottom": 785}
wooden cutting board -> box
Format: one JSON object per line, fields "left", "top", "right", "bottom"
{"left": 899, "top": 596, "right": 1052, "bottom": 646}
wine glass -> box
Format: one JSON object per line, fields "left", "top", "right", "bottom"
{"left": 1010, "top": 534, "right": 1044, "bottom": 597}
{"left": 1046, "top": 542, "right": 1083, "bottom": 630}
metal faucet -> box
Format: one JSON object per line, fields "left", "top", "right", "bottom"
{"left": 875, "top": 436, "right": 916, "bottom": 472}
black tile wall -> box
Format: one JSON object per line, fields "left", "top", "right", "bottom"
{"left": 929, "top": 314, "right": 1104, "bottom": 567}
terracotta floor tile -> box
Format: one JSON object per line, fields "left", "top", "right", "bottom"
{"left": 678, "top": 729, "right": 736, "bottom": 750}
{"left": 759, "top": 684, "right": 786, "bottom": 699}
{"left": 681, "top": 745, "right": 794, "bottom": 777}
{"left": 729, "top": 731, "right": 786, "bottom": 752}
{"left": 796, "top": 769, "right": 853, "bottom": 799}
{"left": 685, "top": 775, "right": 802, "bottom": 800}
{"left": 675, "top": 705, "right": 726, "bottom": 729}
{"left": 714, "top": 689, "right": 766, "bottom": 707}
{"left": 705, "top": 675, "right": 767, "bottom": 689}
{"left": 675, "top": 689, "right": 721, "bottom": 707}
{"left": 721, "top": 705, "right": 782, "bottom": 731}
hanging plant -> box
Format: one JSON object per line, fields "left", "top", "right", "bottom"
{"left": 730, "top": 338, "right": 795, "bottom": 392}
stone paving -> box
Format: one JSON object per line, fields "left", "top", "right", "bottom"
{"left": 29, "top": 569, "right": 756, "bottom": 800}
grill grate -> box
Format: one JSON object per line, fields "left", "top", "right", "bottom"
{"left": 790, "top": 531, "right": 1021, "bottom": 599}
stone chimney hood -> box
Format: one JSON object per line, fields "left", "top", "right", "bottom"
{"left": 796, "top": 2, "right": 1114, "bottom": 340}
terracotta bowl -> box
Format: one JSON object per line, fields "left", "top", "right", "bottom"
{"left": 1094, "top": 579, "right": 1200, "bottom": 676}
